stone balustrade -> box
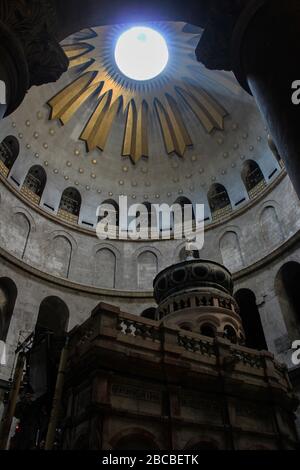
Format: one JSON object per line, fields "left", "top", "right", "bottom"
{"left": 67, "top": 304, "right": 292, "bottom": 392}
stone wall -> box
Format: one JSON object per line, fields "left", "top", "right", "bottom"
{"left": 1, "top": 171, "right": 300, "bottom": 432}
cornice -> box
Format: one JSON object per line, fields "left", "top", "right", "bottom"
{"left": 0, "top": 168, "right": 286, "bottom": 240}
{"left": 0, "top": 244, "right": 152, "bottom": 299}
{"left": 0, "top": 224, "right": 299, "bottom": 298}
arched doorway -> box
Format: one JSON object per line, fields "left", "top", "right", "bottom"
{"left": 113, "top": 433, "right": 159, "bottom": 451}
{"left": 0, "top": 136, "right": 19, "bottom": 176}
{"left": 35, "top": 296, "right": 69, "bottom": 336}
{"left": 0, "top": 278, "right": 18, "bottom": 342}
{"left": 141, "top": 307, "right": 157, "bottom": 320}
{"left": 14, "top": 297, "right": 70, "bottom": 449}
{"left": 235, "top": 289, "right": 267, "bottom": 350}
{"left": 0, "top": 277, "right": 18, "bottom": 365}
{"left": 30, "top": 297, "right": 69, "bottom": 398}
{"left": 173, "top": 197, "right": 195, "bottom": 237}
{"left": 275, "top": 262, "right": 300, "bottom": 340}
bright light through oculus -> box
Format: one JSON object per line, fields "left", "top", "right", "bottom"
{"left": 115, "top": 26, "right": 169, "bottom": 81}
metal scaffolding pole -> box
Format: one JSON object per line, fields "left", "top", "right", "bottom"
{"left": 45, "top": 337, "right": 69, "bottom": 450}
{"left": 0, "top": 352, "right": 25, "bottom": 450}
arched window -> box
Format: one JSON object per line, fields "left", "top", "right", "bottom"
{"left": 241, "top": 160, "right": 266, "bottom": 198}
{"left": 173, "top": 197, "right": 195, "bottom": 236}
{"left": 235, "top": 289, "right": 267, "bottom": 350}
{"left": 58, "top": 187, "right": 82, "bottom": 223}
{"left": 0, "top": 278, "right": 17, "bottom": 342}
{"left": 99, "top": 199, "right": 120, "bottom": 227}
{"left": 35, "top": 296, "right": 69, "bottom": 337}
{"left": 275, "top": 262, "right": 300, "bottom": 340}
{"left": 223, "top": 325, "right": 237, "bottom": 344}
{"left": 21, "top": 165, "right": 47, "bottom": 203}
{"left": 141, "top": 307, "right": 156, "bottom": 320}
{"left": 207, "top": 184, "right": 232, "bottom": 221}
{"left": 0, "top": 136, "right": 19, "bottom": 176}
{"left": 200, "top": 323, "right": 216, "bottom": 338}
{"left": 174, "top": 197, "right": 195, "bottom": 219}
{"left": 142, "top": 202, "right": 153, "bottom": 230}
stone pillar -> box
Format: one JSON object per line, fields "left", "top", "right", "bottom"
{"left": 0, "top": 0, "right": 68, "bottom": 117}
{"left": 238, "top": 1, "right": 300, "bottom": 198}
{"left": 0, "top": 56, "right": 8, "bottom": 119}
{"left": 196, "top": 0, "right": 300, "bottom": 198}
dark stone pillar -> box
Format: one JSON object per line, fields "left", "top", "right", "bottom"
{"left": 236, "top": 0, "right": 300, "bottom": 198}
{"left": 0, "top": 21, "right": 29, "bottom": 118}
{"left": 0, "top": 55, "right": 8, "bottom": 119}
{"left": 0, "top": 1, "right": 68, "bottom": 117}
{"left": 196, "top": 0, "right": 300, "bottom": 199}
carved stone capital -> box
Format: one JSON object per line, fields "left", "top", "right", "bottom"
{"left": 195, "top": 0, "right": 267, "bottom": 81}
{"left": 0, "top": 0, "right": 68, "bottom": 114}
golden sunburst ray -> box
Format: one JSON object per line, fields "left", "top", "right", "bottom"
{"left": 48, "top": 22, "right": 228, "bottom": 163}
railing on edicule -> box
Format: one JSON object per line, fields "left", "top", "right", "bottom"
{"left": 117, "top": 317, "right": 161, "bottom": 342}
{"left": 157, "top": 292, "right": 237, "bottom": 320}
{"left": 177, "top": 333, "right": 216, "bottom": 356}
{"left": 116, "top": 312, "right": 288, "bottom": 378}
{"left": 67, "top": 305, "right": 290, "bottom": 391}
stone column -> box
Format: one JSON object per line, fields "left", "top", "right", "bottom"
{"left": 0, "top": 56, "right": 8, "bottom": 119}
{"left": 238, "top": 1, "right": 300, "bottom": 198}
{"left": 0, "top": 0, "right": 68, "bottom": 117}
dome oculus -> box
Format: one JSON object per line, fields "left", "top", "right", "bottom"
{"left": 48, "top": 23, "right": 228, "bottom": 163}
{"left": 114, "top": 27, "right": 169, "bottom": 81}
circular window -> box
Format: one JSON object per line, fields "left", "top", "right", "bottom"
{"left": 215, "top": 269, "right": 226, "bottom": 282}
{"left": 223, "top": 325, "right": 237, "bottom": 344}
{"left": 193, "top": 265, "right": 209, "bottom": 278}
{"left": 115, "top": 27, "right": 169, "bottom": 81}
{"left": 200, "top": 323, "right": 216, "bottom": 338}
{"left": 172, "top": 268, "right": 187, "bottom": 283}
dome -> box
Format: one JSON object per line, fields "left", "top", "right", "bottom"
{"left": 0, "top": 6, "right": 300, "bottom": 450}
{"left": 153, "top": 258, "right": 233, "bottom": 304}
{"left": 0, "top": 22, "right": 280, "bottom": 231}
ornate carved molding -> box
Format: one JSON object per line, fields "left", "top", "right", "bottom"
{"left": 196, "top": 0, "right": 267, "bottom": 78}
{"left": 0, "top": 0, "right": 68, "bottom": 113}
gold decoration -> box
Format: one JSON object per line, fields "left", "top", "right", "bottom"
{"left": 48, "top": 23, "right": 229, "bottom": 163}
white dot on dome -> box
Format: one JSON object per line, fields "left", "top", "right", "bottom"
{"left": 115, "top": 27, "right": 169, "bottom": 81}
